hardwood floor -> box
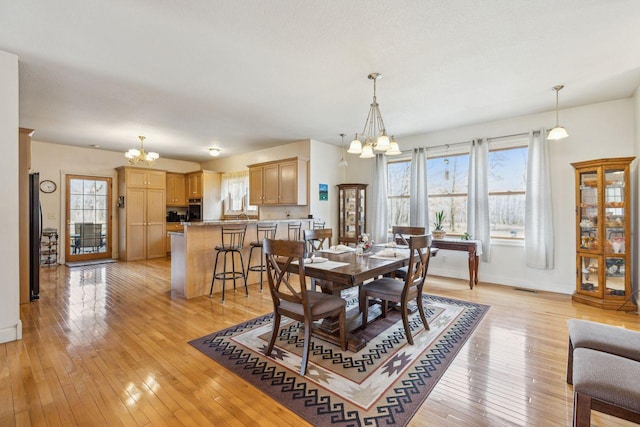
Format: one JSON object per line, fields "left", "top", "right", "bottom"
{"left": 3, "top": 258, "right": 639, "bottom": 426}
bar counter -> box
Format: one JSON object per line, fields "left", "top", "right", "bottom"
{"left": 170, "top": 219, "right": 312, "bottom": 299}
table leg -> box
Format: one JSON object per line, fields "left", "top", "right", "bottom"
{"left": 467, "top": 252, "right": 475, "bottom": 289}
{"left": 474, "top": 255, "right": 479, "bottom": 285}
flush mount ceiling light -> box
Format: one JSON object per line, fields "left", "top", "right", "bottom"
{"left": 209, "top": 148, "right": 221, "bottom": 157}
{"left": 125, "top": 135, "right": 159, "bottom": 166}
{"left": 348, "top": 72, "right": 401, "bottom": 159}
{"left": 338, "top": 133, "right": 348, "bottom": 167}
{"left": 548, "top": 85, "right": 569, "bottom": 140}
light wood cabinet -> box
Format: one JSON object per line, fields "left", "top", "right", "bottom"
{"left": 166, "top": 173, "right": 186, "bottom": 206}
{"left": 117, "top": 167, "right": 166, "bottom": 261}
{"left": 337, "top": 183, "right": 367, "bottom": 245}
{"left": 572, "top": 157, "right": 635, "bottom": 310}
{"left": 186, "top": 172, "right": 203, "bottom": 199}
{"left": 248, "top": 158, "right": 307, "bottom": 205}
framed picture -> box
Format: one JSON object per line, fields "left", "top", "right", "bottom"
{"left": 319, "top": 184, "right": 328, "bottom": 201}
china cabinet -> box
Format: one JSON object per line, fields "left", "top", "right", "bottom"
{"left": 572, "top": 157, "right": 635, "bottom": 310}
{"left": 337, "top": 183, "right": 367, "bottom": 246}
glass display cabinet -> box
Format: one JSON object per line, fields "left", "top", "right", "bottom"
{"left": 572, "top": 157, "right": 635, "bottom": 310}
{"left": 337, "top": 183, "right": 367, "bottom": 246}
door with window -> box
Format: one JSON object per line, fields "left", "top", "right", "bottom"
{"left": 65, "top": 175, "right": 112, "bottom": 261}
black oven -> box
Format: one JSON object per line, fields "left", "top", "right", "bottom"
{"left": 187, "top": 198, "right": 202, "bottom": 222}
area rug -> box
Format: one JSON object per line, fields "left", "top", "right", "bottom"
{"left": 65, "top": 259, "right": 117, "bottom": 267}
{"left": 189, "top": 294, "right": 489, "bottom": 426}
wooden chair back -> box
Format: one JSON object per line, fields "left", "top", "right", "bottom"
{"left": 392, "top": 226, "right": 426, "bottom": 245}
{"left": 263, "top": 239, "right": 308, "bottom": 311}
{"left": 304, "top": 228, "right": 332, "bottom": 254}
{"left": 405, "top": 234, "right": 432, "bottom": 293}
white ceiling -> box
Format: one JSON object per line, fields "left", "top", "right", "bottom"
{"left": 1, "top": 0, "right": 640, "bottom": 162}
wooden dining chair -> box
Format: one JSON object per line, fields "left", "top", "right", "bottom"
{"left": 391, "top": 225, "right": 426, "bottom": 245}
{"left": 390, "top": 226, "right": 426, "bottom": 279}
{"left": 303, "top": 228, "right": 332, "bottom": 255}
{"left": 263, "top": 238, "right": 347, "bottom": 376}
{"left": 360, "top": 234, "right": 432, "bottom": 345}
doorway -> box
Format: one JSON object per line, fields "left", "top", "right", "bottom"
{"left": 65, "top": 175, "right": 112, "bottom": 262}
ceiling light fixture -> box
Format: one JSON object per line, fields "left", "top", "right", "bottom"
{"left": 125, "top": 136, "right": 159, "bottom": 166}
{"left": 209, "top": 148, "right": 221, "bottom": 157}
{"left": 548, "top": 85, "right": 569, "bottom": 140}
{"left": 338, "top": 133, "right": 348, "bottom": 167}
{"left": 348, "top": 72, "right": 401, "bottom": 158}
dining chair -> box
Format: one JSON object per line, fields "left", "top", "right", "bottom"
{"left": 263, "top": 238, "right": 347, "bottom": 376}
{"left": 390, "top": 226, "right": 426, "bottom": 279}
{"left": 391, "top": 225, "right": 426, "bottom": 245}
{"left": 360, "top": 234, "right": 432, "bottom": 345}
{"left": 303, "top": 228, "right": 332, "bottom": 255}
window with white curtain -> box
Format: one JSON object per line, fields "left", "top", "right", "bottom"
{"left": 221, "top": 171, "right": 257, "bottom": 216}
{"left": 386, "top": 136, "right": 528, "bottom": 239}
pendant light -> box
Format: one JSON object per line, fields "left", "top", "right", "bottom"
{"left": 338, "top": 133, "right": 348, "bottom": 167}
{"left": 548, "top": 85, "right": 569, "bottom": 140}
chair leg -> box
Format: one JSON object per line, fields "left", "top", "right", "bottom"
{"left": 567, "top": 338, "right": 574, "bottom": 384}
{"left": 221, "top": 252, "right": 228, "bottom": 302}
{"left": 258, "top": 247, "right": 264, "bottom": 292}
{"left": 210, "top": 250, "right": 222, "bottom": 298}
{"left": 300, "top": 319, "right": 313, "bottom": 376}
{"left": 266, "top": 312, "right": 281, "bottom": 356}
{"left": 237, "top": 251, "right": 248, "bottom": 296}
{"left": 231, "top": 251, "right": 237, "bottom": 292}
{"left": 401, "top": 302, "right": 414, "bottom": 345}
{"left": 573, "top": 392, "right": 591, "bottom": 427}
{"left": 416, "top": 294, "right": 430, "bottom": 331}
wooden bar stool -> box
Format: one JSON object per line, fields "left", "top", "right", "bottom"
{"left": 210, "top": 225, "right": 248, "bottom": 302}
{"left": 246, "top": 223, "right": 278, "bottom": 292}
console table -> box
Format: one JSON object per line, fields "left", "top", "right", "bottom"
{"left": 431, "top": 239, "right": 482, "bottom": 289}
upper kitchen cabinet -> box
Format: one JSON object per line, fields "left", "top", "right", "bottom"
{"left": 124, "top": 168, "right": 166, "bottom": 189}
{"left": 248, "top": 158, "right": 308, "bottom": 206}
{"left": 186, "top": 171, "right": 203, "bottom": 199}
{"left": 166, "top": 172, "right": 186, "bottom": 206}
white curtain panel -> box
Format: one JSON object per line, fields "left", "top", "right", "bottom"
{"left": 410, "top": 148, "right": 429, "bottom": 228}
{"left": 467, "top": 138, "right": 490, "bottom": 262}
{"left": 524, "top": 129, "right": 554, "bottom": 269}
{"left": 371, "top": 153, "right": 389, "bottom": 243}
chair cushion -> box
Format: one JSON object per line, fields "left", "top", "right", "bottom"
{"left": 280, "top": 291, "right": 345, "bottom": 317}
{"left": 573, "top": 348, "right": 640, "bottom": 413}
{"left": 568, "top": 319, "right": 640, "bottom": 362}
{"left": 363, "top": 277, "right": 407, "bottom": 299}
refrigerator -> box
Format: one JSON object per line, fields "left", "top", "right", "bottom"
{"left": 29, "top": 172, "right": 40, "bottom": 300}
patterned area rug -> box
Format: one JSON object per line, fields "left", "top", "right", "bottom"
{"left": 189, "top": 294, "right": 489, "bottom": 426}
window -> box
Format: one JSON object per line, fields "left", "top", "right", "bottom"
{"left": 221, "top": 171, "right": 257, "bottom": 217}
{"left": 387, "top": 139, "right": 528, "bottom": 239}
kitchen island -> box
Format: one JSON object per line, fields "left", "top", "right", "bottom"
{"left": 170, "top": 219, "right": 313, "bottom": 299}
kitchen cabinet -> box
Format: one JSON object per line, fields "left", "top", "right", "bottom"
{"left": 117, "top": 167, "right": 166, "bottom": 260}
{"left": 186, "top": 171, "right": 203, "bottom": 198}
{"left": 248, "top": 158, "right": 307, "bottom": 205}
{"left": 572, "top": 157, "right": 635, "bottom": 310}
{"left": 166, "top": 172, "right": 186, "bottom": 206}
{"left": 337, "top": 184, "right": 367, "bottom": 245}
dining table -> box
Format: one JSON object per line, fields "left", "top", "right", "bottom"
{"left": 290, "top": 245, "right": 411, "bottom": 351}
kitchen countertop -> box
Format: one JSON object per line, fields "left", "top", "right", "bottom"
{"left": 182, "top": 218, "right": 313, "bottom": 226}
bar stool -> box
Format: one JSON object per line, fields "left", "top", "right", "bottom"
{"left": 313, "top": 220, "right": 326, "bottom": 229}
{"left": 246, "top": 223, "right": 278, "bottom": 292}
{"left": 210, "top": 225, "right": 248, "bottom": 302}
{"left": 287, "top": 222, "right": 302, "bottom": 240}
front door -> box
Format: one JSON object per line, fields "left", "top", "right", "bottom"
{"left": 65, "top": 175, "right": 112, "bottom": 262}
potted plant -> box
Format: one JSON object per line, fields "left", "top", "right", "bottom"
{"left": 432, "top": 210, "right": 446, "bottom": 239}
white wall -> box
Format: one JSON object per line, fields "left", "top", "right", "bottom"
{"left": 308, "top": 139, "right": 342, "bottom": 240}
{"left": 201, "top": 140, "right": 313, "bottom": 220}
{"left": 344, "top": 98, "right": 637, "bottom": 294}
{"left": 31, "top": 141, "right": 200, "bottom": 262}
{"left": 0, "top": 50, "right": 20, "bottom": 343}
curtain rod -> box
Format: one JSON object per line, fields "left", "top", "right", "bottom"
{"left": 397, "top": 130, "right": 535, "bottom": 154}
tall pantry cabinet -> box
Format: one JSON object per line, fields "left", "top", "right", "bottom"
{"left": 117, "top": 167, "right": 166, "bottom": 260}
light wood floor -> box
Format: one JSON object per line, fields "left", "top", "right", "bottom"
{"left": 3, "top": 259, "right": 639, "bottom": 426}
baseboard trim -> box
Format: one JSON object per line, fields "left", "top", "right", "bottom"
{"left": 0, "top": 319, "right": 22, "bottom": 343}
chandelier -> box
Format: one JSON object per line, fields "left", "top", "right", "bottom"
{"left": 125, "top": 136, "right": 159, "bottom": 166}
{"left": 347, "top": 72, "right": 401, "bottom": 158}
